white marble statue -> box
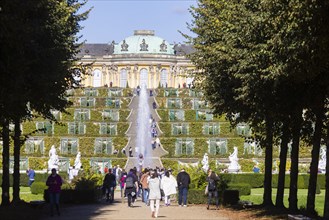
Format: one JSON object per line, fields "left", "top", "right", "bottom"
{"left": 318, "top": 146, "right": 326, "bottom": 173}
{"left": 201, "top": 153, "right": 209, "bottom": 172}
{"left": 48, "top": 145, "right": 59, "bottom": 171}
{"left": 74, "top": 151, "right": 82, "bottom": 170}
{"left": 228, "top": 146, "right": 241, "bottom": 173}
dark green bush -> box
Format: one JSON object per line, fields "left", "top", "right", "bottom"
{"left": 31, "top": 182, "right": 47, "bottom": 194}
{"left": 227, "top": 183, "right": 251, "bottom": 196}
{"left": 186, "top": 189, "right": 208, "bottom": 204}
{"left": 220, "top": 173, "right": 263, "bottom": 188}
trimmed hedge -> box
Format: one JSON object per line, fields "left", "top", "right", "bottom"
{"left": 227, "top": 183, "right": 251, "bottom": 196}
{"left": 31, "top": 181, "right": 47, "bottom": 194}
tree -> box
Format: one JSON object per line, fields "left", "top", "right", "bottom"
{"left": 0, "top": 0, "right": 89, "bottom": 205}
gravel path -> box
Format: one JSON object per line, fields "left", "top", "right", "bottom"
{"left": 41, "top": 191, "right": 229, "bottom": 220}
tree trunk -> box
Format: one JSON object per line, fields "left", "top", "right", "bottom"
{"left": 262, "top": 118, "right": 274, "bottom": 207}
{"left": 307, "top": 100, "right": 324, "bottom": 214}
{"left": 12, "top": 117, "right": 21, "bottom": 203}
{"left": 276, "top": 123, "right": 289, "bottom": 208}
{"left": 323, "top": 128, "right": 329, "bottom": 219}
{"left": 1, "top": 119, "right": 10, "bottom": 206}
{"left": 288, "top": 112, "right": 302, "bottom": 211}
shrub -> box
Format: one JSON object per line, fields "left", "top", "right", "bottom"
{"left": 31, "top": 182, "right": 47, "bottom": 194}
{"left": 187, "top": 189, "right": 208, "bottom": 204}
{"left": 227, "top": 183, "right": 251, "bottom": 196}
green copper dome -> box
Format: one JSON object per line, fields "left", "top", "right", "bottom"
{"left": 113, "top": 30, "right": 175, "bottom": 55}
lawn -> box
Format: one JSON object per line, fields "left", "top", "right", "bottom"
{"left": 240, "top": 188, "right": 325, "bottom": 217}
{"left": 0, "top": 187, "right": 44, "bottom": 203}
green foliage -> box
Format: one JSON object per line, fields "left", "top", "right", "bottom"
{"left": 30, "top": 182, "right": 47, "bottom": 194}
{"left": 186, "top": 189, "right": 208, "bottom": 204}
{"left": 227, "top": 183, "right": 251, "bottom": 196}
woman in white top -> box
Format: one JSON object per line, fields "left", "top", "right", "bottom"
{"left": 160, "top": 170, "right": 177, "bottom": 206}
{"left": 148, "top": 170, "right": 161, "bottom": 218}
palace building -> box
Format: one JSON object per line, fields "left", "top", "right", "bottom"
{"left": 77, "top": 30, "right": 195, "bottom": 89}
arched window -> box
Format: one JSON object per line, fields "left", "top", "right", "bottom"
{"left": 120, "top": 69, "right": 127, "bottom": 88}
{"left": 140, "top": 68, "right": 148, "bottom": 87}
{"left": 160, "top": 69, "right": 168, "bottom": 87}
{"left": 93, "top": 69, "right": 102, "bottom": 87}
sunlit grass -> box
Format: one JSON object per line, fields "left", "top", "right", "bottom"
{"left": 240, "top": 188, "right": 325, "bottom": 217}
{"left": 0, "top": 187, "right": 44, "bottom": 203}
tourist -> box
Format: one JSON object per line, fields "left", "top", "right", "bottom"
{"left": 253, "top": 165, "right": 260, "bottom": 173}
{"left": 152, "top": 101, "right": 157, "bottom": 109}
{"left": 176, "top": 168, "right": 191, "bottom": 207}
{"left": 46, "top": 168, "right": 63, "bottom": 216}
{"left": 124, "top": 169, "right": 139, "bottom": 207}
{"left": 206, "top": 169, "right": 220, "bottom": 210}
{"left": 120, "top": 170, "right": 127, "bottom": 198}
{"left": 26, "top": 168, "right": 35, "bottom": 187}
{"left": 155, "top": 137, "right": 160, "bottom": 148}
{"left": 136, "top": 85, "right": 140, "bottom": 96}
{"left": 161, "top": 170, "right": 177, "bottom": 206}
{"left": 103, "top": 168, "right": 117, "bottom": 203}
{"left": 140, "top": 168, "right": 150, "bottom": 205}
{"left": 122, "top": 148, "right": 126, "bottom": 156}
{"left": 148, "top": 170, "right": 161, "bottom": 218}
{"left": 129, "top": 146, "right": 133, "bottom": 157}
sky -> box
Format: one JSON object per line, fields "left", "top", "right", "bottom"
{"left": 79, "top": 0, "right": 197, "bottom": 44}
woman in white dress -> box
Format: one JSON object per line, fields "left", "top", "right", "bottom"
{"left": 148, "top": 170, "right": 161, "bottom": 218}
{"left": 160, "top": 170, "right": 177, "bottom": 206}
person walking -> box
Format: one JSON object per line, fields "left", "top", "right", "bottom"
{"left": 140, "top": 168, "right": 150, "bottom": 205}
{"left": 120, "top": 170, "right": 127, "bottom": 198}
{"left": 161, "top": 170, "right": 177, "bottom": 206}
{"left": 176, "top": 168, "right": 190, "bottom": 207}
{"left": 124, "top": 169, "right": 139, "bottom": 207}
{"left": 148, "top": 170, "right": 161, "bottom": 218}
{"left": 206, "top": 168, "right": 220, "bottom": 210}
{"left": 46, "top": 168, "right": 63, "bottom": 216}
{"left": 103, "top": 168, "right": 117, "bottom": 203}
{"left": 26, "top": 168, "right": 35, "bottom": 187}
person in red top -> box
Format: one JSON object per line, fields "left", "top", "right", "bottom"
{"left": 46, "top": 168, "right": 63, "bottom": 216}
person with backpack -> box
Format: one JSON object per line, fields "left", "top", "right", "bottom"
{"left": 124, "top": 169, "right": 139, "bottom": 207}
{"left": 103, "top": 168, "right": 117, "bottom": 203}
{"left": 206, "top": 169, "right": 220, "bottom": 210}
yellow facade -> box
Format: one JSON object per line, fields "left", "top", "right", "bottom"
{"left": 78, "top": 30, "right": 195, "bottom": 89}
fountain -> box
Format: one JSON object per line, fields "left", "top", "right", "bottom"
{"left": 227, "top": 146, "right": 241, "bottom": 173}
{"left": 135, "top": 85, "right": 153, "bottom": 170}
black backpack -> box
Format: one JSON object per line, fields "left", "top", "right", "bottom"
{"left": 208, "top": 178, "right": 217, "bottom": 191}
{"left": 125, "top": 176, "right": 134, "bottom": 188}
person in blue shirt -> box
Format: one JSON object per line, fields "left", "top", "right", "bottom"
{"left": 27, "top": 168, "right": 36, "bottom": 187}
{"left": 253, "top": 165, "right": 260, "bottom": 173}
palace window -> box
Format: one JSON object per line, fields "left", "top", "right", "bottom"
{"left": 175, "top": 138, "right": 194, "bottom": 156}
{"left": 164, "top": 89, "right": 178, "bottom": 97}
{"left": 99, "top": 123, "right": 117, "bottom": 135}
{"left": 74, "top": 109, "right": 90, "bottom": 121}
{"left": 192, "top": 98, "right": 208, "bottom": 110}
{"left": 68, "top": 122, "right": 86, "bottom": 135}
{"left": 102, "top": 109, "right": 119, "bottom": 121}
{"left": 160, "top": 69, "right": 168, "bottom": 87}
{"left": 169, "top": 110, "right": 185, "bottom": 121}
{"left": 80, "top": 97, "right": 95, "bottom": 107}
{"left": 84, "top": 88, "right": 98, "bottom": 96}
{"left": 60, "top": 138, "right": 78, "bottom": 155}
{"left": 203, "top": 123, "right": 220, "bottom": 135}
{"left": 108, "top": 88, "right": 123, "bottom": 97}
{"left": 243, "top": 141, "right": 262, "bottom": 156}
{"left": 172, "top": 123, "right": 189, "bottom": 135}
{"left": 105, "top": 98, "right": 121, "bottom": 108}
{"left": 120, "top": 69, "right": 128, "bottom": 88}
{"left": 208, "top": 138, "right": 227, "bottom": 155}
{"left": 196, "top": 110, "right": 213, "bottom": 121}
{"left": 25, "top": 137, "right": 45, "bottom": 154}
{"left": 167, "top": 98, "right": 182, "bottom": 108}
{"left": 36, "top": 121, "right": 53, "bottom": 134}
{"left": 236, "top": 123, "right": 252, "bottom": 136}
{"left": 189, "top": 89, "right": 203, "bottom": 97}
{"left": 94, "top": 138, "right": 113, "bottom": 155}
